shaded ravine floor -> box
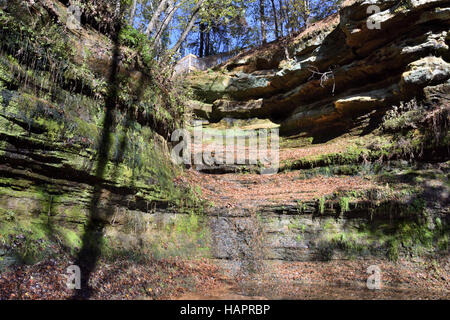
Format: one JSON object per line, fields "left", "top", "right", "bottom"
{"left": 177, "top": 284, "right": 450, "bottom": 300}
{"left": 177, "top": 258, "right": 450, "bottom": 300}
{"left": 0, "top": 256, "right": 447, "bottom": 299}
{"left": 0, "top": 257, "right": 229, "bottom": 300}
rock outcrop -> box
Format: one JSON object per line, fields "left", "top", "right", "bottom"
{"left": 0, "top": 0, "right": 206, "bottom": 269}
{"left": 181, "top": 0, "right": 450, "bottom": 272}
{"left": 0, "top": 0, "right": 448, "bottom": 284}
{"left": 186, "top": 0, "right": 450, "bottom": 136}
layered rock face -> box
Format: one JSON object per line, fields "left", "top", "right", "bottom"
{"left": 183, "top": 0, "right": 450, "bottom": 271}
{"left": 0, "top": 0, "right": 448, "bottom": 281}
{"left": 0, "top": 0, "right": 207, "bottom": 269}
{"left": 187, "top": 0, "right": 450, "bottom": 136}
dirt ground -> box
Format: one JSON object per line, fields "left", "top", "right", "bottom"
{"left": 177, "top": 258, "right": 450, "bottom": 300}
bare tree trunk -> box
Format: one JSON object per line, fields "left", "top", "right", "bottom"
{"left": 285, "top": 0, "right": 293, "bottom": 34}
{"left": 300, "top": 0, "right": 311, "bottom": 27}
{"left": 259, "top": 0, "right": 267, "bottom": 44}
{"left": 115, "top": 0, "right": 121, "bottom": 18}
{"left": 270, "top": 0, "right": 279, "bottom": 39}
{"left": 145, "top": 0, "right": 170, "bottom": 36}
{"left": 278, "top": 0, "right": 284, "bottom": 36}
{"left": 205, "top": 28, "right": 210, "bottom": 56}
{"left": 153, "top": 0, "right": 181, "bottom": 47}
{"left": 129, "top": 0, "right": 137, "bottom": 25}
{"left": 199, "top": 23, "right": 206, "bottom": 57}
{"left": 172, "top": 0, "right": 206, "bottom": 54}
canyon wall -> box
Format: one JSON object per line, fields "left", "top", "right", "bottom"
{"left": 0, "top": 0, "right": 207, "bottom": 270}
{"left": 184, "top": 0, "right": 450, "bottom": 272}
{"left": 187, "top": 0, "right": 450, "bottom": 137}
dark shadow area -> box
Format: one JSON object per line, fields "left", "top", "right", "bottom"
{"left": 72, "top": 19, "right": 123, "bottom": 299}
{"left": 71, "top": 13, "right": 152, "bottom": 297}
{"left": 36, "top": 186, "right": 68, "bottom": 254}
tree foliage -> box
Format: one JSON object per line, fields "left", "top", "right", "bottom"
{"left": 69, "top": 0, "right": 341, "bottom": 60}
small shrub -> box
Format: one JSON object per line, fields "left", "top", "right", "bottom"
{"left": 4, "top": 232, "right": 50, "bottom": 265}
{"left": 382, "top": 99, "right": 425, "bottom": 133}
{"left": 339, "top": 197, "right": 350, "bottom": 215}
{"left": 318, "top": 197, "right": 325, "bottom": 214}
{"left": 387, "top": 239, "right": 400, "bottom": 261}
{"left": 317, "top": 242, "right": 334, "bottom": 261}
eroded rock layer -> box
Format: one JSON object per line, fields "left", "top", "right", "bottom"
{"left": 186, "top": 0, "right": 450, "bottom": 136}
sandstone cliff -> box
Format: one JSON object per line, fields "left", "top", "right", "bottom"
{"left": 0, "top": 0, "right": 449, "bottom": 300}
{"left": 0, "top": 0, "right": 206, "bottom": 271}
{"left": 187, "top": 0, "right": 450, "bottom": 138}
